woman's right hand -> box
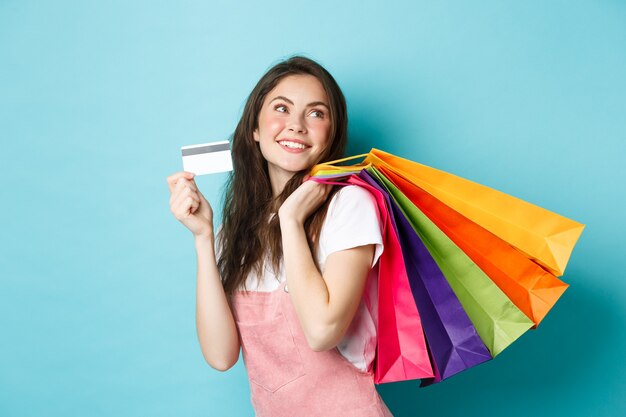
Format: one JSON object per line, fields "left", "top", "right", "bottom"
{"left": 168, "top": 172, "right": 240, "bottom": 371}
{"left": 166, "top": 171, "right": 214, "bottom": 239}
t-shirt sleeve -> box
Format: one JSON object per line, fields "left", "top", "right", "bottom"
{"left": 319, "top": 185, "right": 384, "bottom": 267}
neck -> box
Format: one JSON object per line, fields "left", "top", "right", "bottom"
{"left": 269, "top": 168, "right": 294, "bottom": 198}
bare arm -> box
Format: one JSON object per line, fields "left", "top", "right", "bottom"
{"left": 280, "top": 218, "right": 374, "bottom": 351}
{"left": 278, "top": 181, "right": 376, "bottom": 351}
{"left": 194, "top": 234, "right": 240, "bottom": 371}
{"left": 166, "top": 171, "right": 240, "bottom": 371}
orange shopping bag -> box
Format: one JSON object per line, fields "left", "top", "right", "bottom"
{"left": 378, "top": 165, "right": 569, "bottom": 326}
{"left": 364, "top": 149, "right": 585, "bottom": 276}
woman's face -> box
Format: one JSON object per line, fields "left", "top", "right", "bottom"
{"left": 253, "top": 74, "right": 332, "bottom": 184}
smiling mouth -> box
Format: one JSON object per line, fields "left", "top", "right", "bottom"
{"left": 277, "top": 140, "right": 310, "bottom": 150}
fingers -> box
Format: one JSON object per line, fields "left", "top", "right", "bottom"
{"left": 299, "top": 181, "right": 332, "bottom": 207}
{"left": 168, "top": 176, "right": 199, "bottom": 206}
{"left": 166, "top": 171, "right": 196, "bottom": 193}
{"left": 166, "top": 172, "right": 214, "bottom": 237}
{"left": 172, "top": 186, "right": 201, "bottom": 210}
{"left": 170, "top": 178, "right": 198, "bottom": 202}
{"left": 187, "top": 194, "right": 201, "bottom": 215}
{"left": 171, "top": 190, "right": 201, "bottom": 219}
{"left": 171, "top": 180, "right": 200, "bottom": 209}
{"left": 314, "top": 183, "right": 332, "bottom": 207}
{"left": 305, "top": 179, "right": 332, "bottom": 197}
{"left": 319, "top": 183, "right": 332, "bottom": 201}
{"left": 167, "top": 172, "right": 202, "bottom": 217}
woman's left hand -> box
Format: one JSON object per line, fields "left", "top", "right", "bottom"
{"left": 278, "top": 179, "right": 332, "bottom": 225}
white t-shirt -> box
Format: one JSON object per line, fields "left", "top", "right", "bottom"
{"left": 241, "top": 185, "right": 384, "bottom": 372}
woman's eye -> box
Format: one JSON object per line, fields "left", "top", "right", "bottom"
{"left": 310, "top": 109, "right": 325, "bottom": 118}
{"left": 274, "top": 104, "right": 288, "bottom": 113}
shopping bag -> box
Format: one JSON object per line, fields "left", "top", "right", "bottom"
{"left": 367, "top": 167, "right": 535, "bottom": 356}
{"left": 377, "top": 164, "right": 569, "bottom": 326}
{"left": 312, "top": 175, "right": 434, "bottom": 383}
{"left": 364, "top": 149, "right": 585, "bottom": 276}
{"left": 309, "top": 150, "right": 584, "bottom": 386}
{"left": 358, "top": 170, "right": 492, "bottom": 382}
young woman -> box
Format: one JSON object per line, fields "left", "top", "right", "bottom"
{"left": 166, "top": 56, "right": 393, "bottom": 416}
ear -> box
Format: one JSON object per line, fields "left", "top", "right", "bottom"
{"left": 253, "top": 128, "right": 260, "bottom": 142}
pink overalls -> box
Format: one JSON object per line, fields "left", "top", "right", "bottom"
{"left": 231, "top": 281, "right": 394, "bottom": 417}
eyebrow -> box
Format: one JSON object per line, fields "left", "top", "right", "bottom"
{"left": 269, "top": 95, "right": 330, "bottom": 109}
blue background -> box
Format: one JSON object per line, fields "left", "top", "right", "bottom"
{"left": 1, "top": 1, "right": 624, "bottom": 416}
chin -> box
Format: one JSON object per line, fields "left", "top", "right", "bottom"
{"left": 278, "top": 160, "right": 313, "bottom": 173}
{"left": 284, "top": 166, "right": 309, "bottom": 175}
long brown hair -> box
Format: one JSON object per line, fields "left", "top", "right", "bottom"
{"left": 218, "top": 56, "right": 348, "bottom": 295}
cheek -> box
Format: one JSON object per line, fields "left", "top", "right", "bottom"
{"left": 312, "top": 120, "right": 333, "bottom": 144}
{"left": 261, "top": 115, "right": 286, "bottom": 134}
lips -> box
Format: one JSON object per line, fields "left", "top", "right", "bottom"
{"left": 277, "top": 138, "right": 311, "bottom": 151}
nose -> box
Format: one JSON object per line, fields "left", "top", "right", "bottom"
{"left": 287, "top": 113, "right": 306, "bottom": 134}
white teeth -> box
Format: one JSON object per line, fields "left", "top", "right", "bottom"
{"left": 279, "top": 140, "right": 306, "bottom": 149}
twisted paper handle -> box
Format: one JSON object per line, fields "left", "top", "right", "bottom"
{"left": 309, "top": 153, "right": 371, "bottom": 177}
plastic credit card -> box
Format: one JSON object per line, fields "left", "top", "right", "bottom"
{"left": 181, "top": 140, "right": 233, "bottom": 175}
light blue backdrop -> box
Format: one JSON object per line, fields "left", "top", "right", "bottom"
{"left": 1, "top": 1, "right": 624, "bottom": 416}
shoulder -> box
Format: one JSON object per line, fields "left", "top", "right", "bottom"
{"left": 328, "top": 185, "right": 378, "bottom": 215}
{"left": 323, "top": 184, "right": 381, "bottom": 230}
{"left": 319, "top": 184, "right": 384, "bottom": 265}
{"left": 335, "top": 184, "right": 375, "bottom": 201}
